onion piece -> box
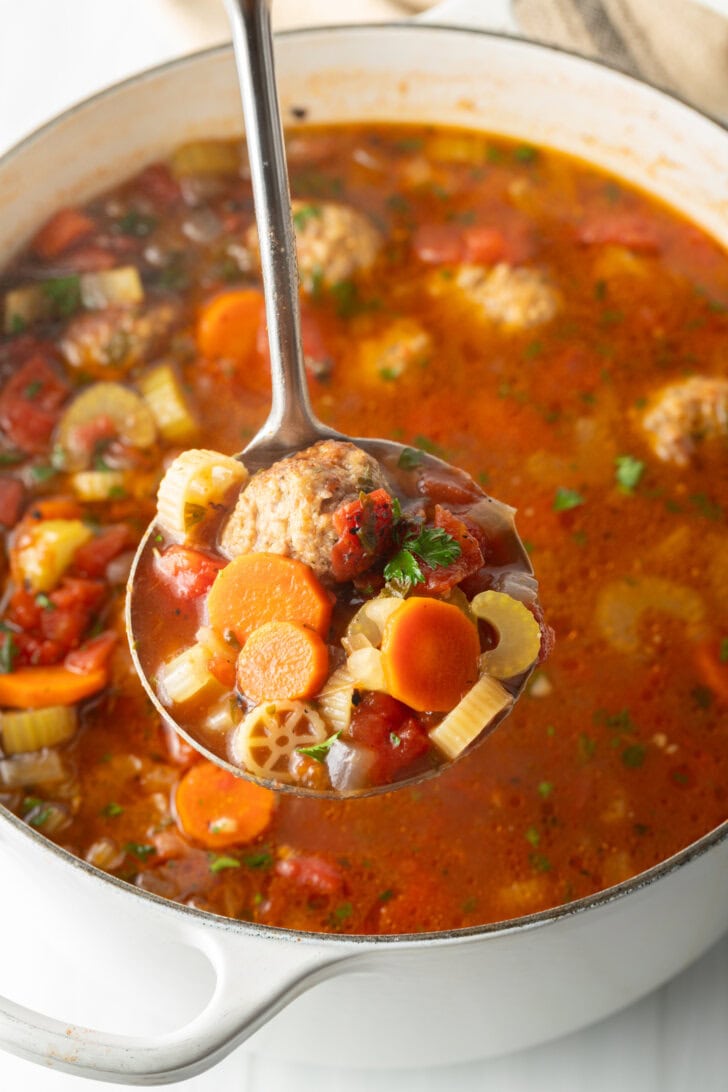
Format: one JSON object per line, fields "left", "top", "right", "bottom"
{"left": 0, "top": 749, "right": 67, "bottom": 787}
{"left": 326, "top": 739, "right": 377, "bottom": 792}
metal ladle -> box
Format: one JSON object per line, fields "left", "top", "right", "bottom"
{"left": 126, "top": 0, "right": 533, "bottom": 797}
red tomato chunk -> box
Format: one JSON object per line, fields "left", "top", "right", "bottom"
{"left": 348, "top": 692, "right": 430, "bottom": 782}
{"left": 155, "top": 545, "right": 227, "bottom": 600}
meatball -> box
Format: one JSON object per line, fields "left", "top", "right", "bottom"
{"left": 219, "top": 440, "right": 390, "bottom": 582}
{"left": 246, "top": 200, "right": 383, "bottom": 292}
{"left": 61, "top": 301, "right": 180, "bottom": 378}
{"left": 431, "top": 262, "right": 560, "bottom": 331}
{"left": 642, "top": 376, "right": 728, "bottom": 466}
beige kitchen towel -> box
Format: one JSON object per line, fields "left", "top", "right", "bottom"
{"left": 399, "top": 0, "right": 728, "bottom": 119}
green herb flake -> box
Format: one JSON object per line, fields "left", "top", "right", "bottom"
{"left": 514, "top": 144, "right": 538, "bottom": 164}
{"left": 378, "top": 888, "right": 395, "bottom": 903}
{"left": 719, "top": 637, "right": 728, "bottom": 664}
{"left": 462, "top": 896, "right": 478, "bottom": 913}
{"left": 615, "top": 455, "right": 645, "bottom": 494}
{"left": 553, "top": 487, "right": 585, "bottom": 512}
{"left": 35, "top": 593, "right": 55, "bottom": 611}
{"left": 572, "top": 530, "right": 588, "bottom": 547}
{"left": 8, "top": 313, "right": 27, "bottom": 334}
{"left": 622, "top": 744, "right": 646, "bottom": 769}
{"left": 243, "top": 849, "right": 274, "bottom": 870}
{"left": 42, "top": 275, "right": 82, "bottom": 318}
{"left": 384, "top": 525, "right": 461, "bottom": 590}
{"left": 293, "top": 204, "right": 322, "bottom": 230}
{"left": 101, "top": 802, "right": 124, "bottom": 818}
{"left": 525, "top": 826, "right": 541, "bottom": 847}
{"left": 184, "top": 503, "right": 207, "bottom": 530}
{"left": 594, "top": 279, "right": 607, "bottom": 301}
{"left": 27, "top": 805, "right": 53, "bottom": 828}
{"left": 537, "top": 780, "right": 554, "bottom": 799}
{"left": 116, "top": 209, "right": 158, "bottom": 237}
{"left": 691, "top": 685, "right": 713, "bottom": 710}
{"left": 209, "top": 855, "right": 241, "bottom": 874}
{"left": 30, "top": 464, "right": 57, "bottom": 483}
{"left": 24, "top": 380, "right": 43, "bottom": 400}
{"left": 0, "top": 633, "right": 19, "bottom": 675}
{"left": 124, "top": 842, "right": 157, "bottom": 862}
{"left": 378, "top": 367, "right": 398, "bottom": 382}
{"left": 689, "top": 493, "right": 723, "bottom": 521}
{"left": 0, "top": 451, "right": 24, "bottom": 466}
{"left": 297, "top": 730, "right": 342, "bottom": 763}
{"left": 529, "top": 852, "right": 552, "bottom": 873}
{"left": 578, "top": 732, "right": 597, "bottom": 761}
{"left": 397, "top": 447, "right": 425, "bottom": 470}
{"left": 390, "top": 732, "right": 402, "bottom": 748}
{"left": 329, "top": 901, "right": 353, "bottom": 927}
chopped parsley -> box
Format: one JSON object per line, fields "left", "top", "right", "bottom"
{"left": 553, "top": 486, "right": 585, "bottom": 512}
{"left": 719, "top": 638, "right": 728, "bottom": 664}
{"left": 378, "top": 888, "right": 395, "bottom": 903}
{"left": 389, "top": 732, "right": 402, "bottom": 748}
{"left": 101, "top": 802, "right": 124, "bottom": 818}
{"left": 0, "top": 451, "right": 24, "bottom": 466}
{"left": 116, "top": 209, "right": 158, "bottom": 237}
{"left": 0, "top": 633, "right": 18, "bottom": 675}
{"left": 297, "top": 730, "right": 342, "bottom": 763}
{"left": 35, "top": 593, "right": 55, "bottom": 611}
{"left": 537, "top": 781, "right": 554, "bottom": 799}
{"left": 243, "top": 849, "right": 274, "bottom": 870}
{"left": 42, "top": 275, "right": 81, "bottom": 318}
{"left": 689, "top": 493, "right": 723, "bottom": 521}
{"left": 124, "top": 842, "right": 157, "bottom": 862}
{"left": 24, "top": 380, "right": 43, "bottom": 400}
{"left": 622, "top": 744, "right": 646, "bottom": 768}
{"left": 525, "top": 826, "right": 540, "bottom": 847}
{"left": 397, "top": 446, "right": 425, "bottom": 470}
{"left": 514, "top": 144, "right": 538, "bottom": 163}
{"left": 293, "top": 203, "right": 322, "bottom": 229}
{"left": 383, "top": 525, "right": 461, "bottom": 590}
{"left": 30, "top": 463, "right": 57, "bottom": 483}
{"left": 8, "top": 314, "right": 27, "bottom": 335}
{"left": 209, "top": 855, "right": 241, "bottom": 873}
{"left": 615, "top": 455, "right": 645, "bottom": 493}
{"left": 329, "top": 901, "right": 353, "bottom": 927}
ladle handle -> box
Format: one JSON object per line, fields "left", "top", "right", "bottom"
{"left": 224, "top": 0, "right": 321, "bottom": 450}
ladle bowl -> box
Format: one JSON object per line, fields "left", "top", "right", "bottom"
{"left": 125, "top": 0, "right": 535, "bottom": 797}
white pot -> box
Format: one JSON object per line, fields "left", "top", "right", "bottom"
{"left": 0, "top": 7, "right": 727, "bottom": 1083}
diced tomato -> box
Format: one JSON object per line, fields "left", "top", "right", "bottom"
{"left": 418, "top": 506, "right": 484, "bottom": 596}
{"left": 412, "top": 223, "right": 464, "bottom": 264}
{"left": 73, "top": 525, "right": 130, "bottom": 578}
{"left": 0, "top": 354, "right": 69, "bottom": 454}
{"left": 50, "top": 577, "right": 106, "bottom": 613}
{"left": 65, "top": 630, "right": 117, "bottom": 674}
{"left": 135, "top": 163, "right": 182, "bottom": 208}
{"left": 274, "top": 854, "right": 345, "bottom": 896}
{"left": 578, "top": 212, "right": 661, "bottom": 253}
{"left": 331, "top": 488, "right": 395, "bottom": 582}
{"left": 0, "top": 477, "right": 25, "bottom": 528}
{"left": 31, "top": 208, "right": 95, "bottom": 260}
{"left": 348, "top": 692, "right": 430, "bottom": 782}
{"left": 155, "top": 545, "right": 226, "bottom": 600}
{"left": 415, "top": 465, "right": 484, "bottom": 506}
{"left": 7, "top": 588, "right": 42, "bottom": 630}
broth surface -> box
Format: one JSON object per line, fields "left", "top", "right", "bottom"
{"left": 0, "top": 124, "right": 726, "bottom": 933}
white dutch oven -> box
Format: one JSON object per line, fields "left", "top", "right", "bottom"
{"left": 0, "top": 2, "right": 727, "bottom": 1082}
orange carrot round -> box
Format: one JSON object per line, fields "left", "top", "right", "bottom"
{"left": 196, "top": 288, "right": 264, "bottom": 361}
{"left": 175, "top": 759, "right": 276, "bottom": 848}
{"left": 206, "top": 552, "right": 332, "bottom": 644}
{"left": 0, "top": 664, "right": 108, "bottom": 709}
{"left": 381, "top": 597, "right": 480, "bottom": 712}
{"left": 236, "top": 620, "right": 329, "bottom": 704}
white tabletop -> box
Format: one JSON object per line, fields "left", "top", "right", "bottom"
{"left": 1, "top": 3, "right": 727, "bottom": 1090}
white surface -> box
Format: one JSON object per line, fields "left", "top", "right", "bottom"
{"left": 0, "top": 2, "right": 726, "bottom": 1090}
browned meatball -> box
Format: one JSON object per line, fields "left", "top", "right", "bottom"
{"left": 642, "top": 376, "right": 728, "bottom": 466}
{"left": 219, "top": 439, "right": 390, "bottom": 582}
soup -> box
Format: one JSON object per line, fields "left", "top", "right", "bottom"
{"left": 0, "top": 124, "right": 726, "bottom": 933}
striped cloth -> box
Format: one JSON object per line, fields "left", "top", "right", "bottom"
{"left": 399, "top": 0, "right": 728, "bottom": 119}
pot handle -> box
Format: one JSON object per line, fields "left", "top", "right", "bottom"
{"left": 0, "top": 918, "right": 352, "bottom": 1084}
{"left": 421, "top": 0, "right": 520, "bottom": 33}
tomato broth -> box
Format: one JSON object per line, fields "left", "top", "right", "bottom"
{"left": 0, "top": 124, "right": 726, "bottom": 933}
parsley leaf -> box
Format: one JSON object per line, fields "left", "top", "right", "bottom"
{"left": 101, "top": 802, "right": 123, "bottom": 818}
{"left": 42, "top": 276, "right": 81, "bottom": 318}
{"left": 397, "top": 446, "right": 425, "bottom": 470}
{"left": 293, "top": 203, "right": 322, "bottom": 229}
{"left": 124, "top": 842, "right": 156, "bottom": 862}
{"left": 553, "top": 486, "right": 585, "bottom": 512}
{"left": 0, "top": 633, "right": 18, "bottom": 675}
{"left": 297, "top": 730, "right": 342, "bottom": 762}
{"left": 384, "top": 526, "right": 461, "bottom": 589}
{"left": 209, "top": 855, "right": 241, "bottom": 873}
{"left": 615, "top": 455, "right": 645, "bottom": 493}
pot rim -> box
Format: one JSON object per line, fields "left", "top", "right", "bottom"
{"left": 0, "top": 20, "right": 726, "bottom": 949}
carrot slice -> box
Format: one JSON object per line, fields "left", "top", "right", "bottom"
{"left": 236, "top": 621, "right": 329, "bottom": 704}
{"left": 207, "top": 552, "right": 333, "bottom": 643}
{"left": 381, "top": 597, "right": 480, "bottom": 712}
{"left": 196, "top": 288, "right": 264, "bottom": 361}
{"left": 0, "top": 664, "right": 108, "bottom": 709}
{"left": 175, "top": 759, "right": 276, "bottom": 848}
{"left": 31, "top": 208, "right": 95, "bottom": 259}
